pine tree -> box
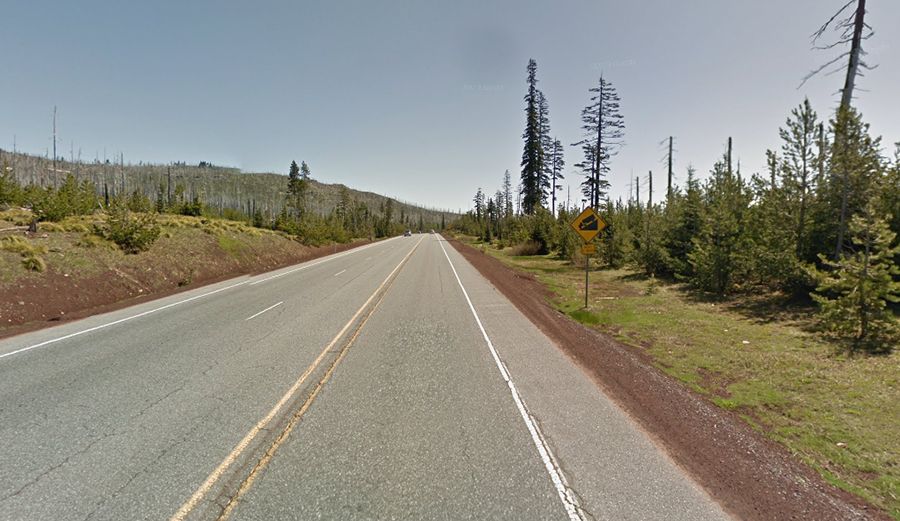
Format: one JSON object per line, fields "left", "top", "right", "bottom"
{"left": 550, "top": 139, "right": 565, "bottom": 216}
{"left": 520, "top": 59, "right": 545, "bottom": 215}
{"left": 813, "top": 198, "right": 898, "bottom": 351}
{"left": 688, "top": 156, "right": 752, "bottom": 295}
{"left": 473, "top": 188, "right": 485, "bottom": 222}
{"left": 300, "top": 161, "right": 311, "bottom": 180}
{"left": 537, "top": 90, "right": 553, "bottom": 206}
{"left": 502, "top": 169, "right": 514, "bottom": 218}
{"left": 286, "top": 160, "right": 308, "bottom": 219}
{"left": 573, "top": 75, "right": 624, "bottom": 208}
{"left": 819, "top": 107, "right": 883, "bottom": 259}
{"left": 662, "top": 165, "right": 703, "bottom": 277}
{"left": 780, "top": 98, "right": 819, "bottom": 260}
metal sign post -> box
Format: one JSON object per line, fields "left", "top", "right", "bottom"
{"left": 571, "top": 208, "right": 607, "bottom": 310}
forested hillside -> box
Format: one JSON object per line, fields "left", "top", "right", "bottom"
{"left": 0, "top": 151, "right": 454, "bottom": 236}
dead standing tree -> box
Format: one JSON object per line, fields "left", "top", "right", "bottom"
{"left": 801, "top": 0, "right": 876, "bottom": 258}
{"left": 801, "top": 0, "right": 874, "bottom": 112}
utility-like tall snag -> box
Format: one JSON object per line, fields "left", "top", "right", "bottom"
{"left": 667, "top": 136, "right": 674, "bottom": 200}
{"left": 802, "top": 0, "right": 874, "bottom": 112}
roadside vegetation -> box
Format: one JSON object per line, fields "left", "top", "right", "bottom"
{"left": 454, "top": 236, "right": 898, "bottom": 518}
{"left": 452, "top": 3, "right": 897, "bottom": 516}
{"left": 0, "top": 157, "right": 446, "bottom": 330}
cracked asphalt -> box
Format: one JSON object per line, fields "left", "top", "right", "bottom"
{"left": 0, "top": 235, "right": 729, "bottom": 520}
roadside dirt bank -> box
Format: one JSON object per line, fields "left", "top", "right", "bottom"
{"left": 0, "top": 238, "right": 373, "bottom": 341}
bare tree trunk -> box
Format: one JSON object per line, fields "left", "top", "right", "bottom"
{"left": 593, "top": 78, "right": 604, "bottom": 208}
{"left": 727, "top": 137, "right": 733, "bottom": 177}
{"left": 635, "top": 176, "right": 640, "bottom": 208}
{"left": 840, "top": 0, "right": 866, "bottom": 112}
{"left": 52, "top": 106, "right": 57, "bottom": 177}
{"left": 648, "top": 170, "right": 653, "bottom": 207}
{"left": 667, "top": 136, "right": 673, "bottom": 200}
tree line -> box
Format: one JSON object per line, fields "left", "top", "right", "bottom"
{"left": 0, "top": 154, "right": 447, "bottom": 253}
{"left": 1, "top": 154, "right": 450, "bottom": 247}
{"left": 454, "top": 3, "right": 898, "bottom": 351}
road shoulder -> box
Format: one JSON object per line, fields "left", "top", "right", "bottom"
{"left": 445, "top": 235, "right": 887, "bottom": 521}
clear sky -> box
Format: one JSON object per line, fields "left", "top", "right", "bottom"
{"left": 2, "top": 1, "right": 898, "bottom": 212}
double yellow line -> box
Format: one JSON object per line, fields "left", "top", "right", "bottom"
{"left": 170, "top": 236, "right": 424, "bottom": 521}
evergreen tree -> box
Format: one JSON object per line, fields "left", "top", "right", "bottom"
{"left": 520, "top": 59, "right": 545, "bottom": 215}
{"left": 598, "top": 198, "right": 631, "bottom": 268}
{"left": 537, "top": 90, "right": 553, "bottom": 206}
{"left": 502, "top": 169, "right": 514, "bottom": 218}
{"left": 550, "top": 139, "right": 565, "bottom": 216}
{"left": 473, "top": 188, "right": 485, "bottom": 221}
{"left": 300, "top": 161, "right": 311, "bottom": 179}
{"left": 827, "top": 107, "right": 883, "bottom": 259}
{"left": 286, "top": 160, "right": 308, "bottom": 219}
{"left": 813, "top": 198, "right": 898, "bottom": 351}
{"left": 573, "top": 75, "right": 624, "bottom": 208}
{"left": 688, "top": 157, "right": 752, "bottom": 295}
{"left": 662, "top": 166, "right": 703, "bottom": 277}
{"left": 779, "top": 98, "right": 819, "bottom": 260}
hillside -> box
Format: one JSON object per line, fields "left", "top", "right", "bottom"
{"left": 0, "top": 150, "right": 455, "bottom": 228}
{"left": 0, "top": 208, "right": 372, "bottom": 337}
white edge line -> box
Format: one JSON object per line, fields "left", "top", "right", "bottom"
{"left": 245, "top": 301, "right": 283, "bottom": 321}
{"left": 249, "top": 237, "right": 395, "bottom": 286}
{"left": 438, "top": 239, "right": 586, "bottom": 521}
{"left": 1, "top": 237, "right": 398, "bottom": 361}
{"left": 0, "top": 279, "right": 249, "bottom": 361}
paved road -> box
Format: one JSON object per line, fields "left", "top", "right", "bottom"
{"left": 0, "top": 234, "right": 730, "bottom": 521}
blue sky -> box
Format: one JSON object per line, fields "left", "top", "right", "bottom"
{"left": 2, "top": 0, "right": 898, "bottom": 212}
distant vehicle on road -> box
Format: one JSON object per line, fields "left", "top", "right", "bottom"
{"left": 404, "top": 230, "right": 412, "bottom": 237}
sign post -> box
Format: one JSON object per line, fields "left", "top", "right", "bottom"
{"left": 570, "top": 208, "right": 607, "bottom": 309}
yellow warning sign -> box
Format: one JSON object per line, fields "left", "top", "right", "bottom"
{"left": 570, "top": 207, "right": 606, "bottom": 243}
{"left": 581, "top": 243, "right": 596, "bottom": 255}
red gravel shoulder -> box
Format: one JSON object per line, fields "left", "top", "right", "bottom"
{"left": 446, "top": 235, "right": 889, "bottom": 521}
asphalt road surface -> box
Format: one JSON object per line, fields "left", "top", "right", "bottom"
{"left": 0, "top": 234, "right": 731, "bottom": 521}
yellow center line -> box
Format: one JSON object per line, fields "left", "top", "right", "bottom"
{"left": 170, "top": 236, "right": 424, "bottom": 521}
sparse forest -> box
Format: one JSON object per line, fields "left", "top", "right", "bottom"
{"left": 453, "top": 1, "right": 898, "bottom": 352}
{"left": 0, "top": 151, "right": 453, "bottom": 249}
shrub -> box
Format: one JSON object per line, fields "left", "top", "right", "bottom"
{"left": 0, "top": 235, "right": 46, "bottom": 256}
{"left": 30, "top": 174, "right": 97, "bottom": 222}
{"left": 508, "top": 240, "right": 543, "bottom": 257}
{"left": 22, "top": 255, "right": 46, "bottom": 272}
{"left": 94, "top": 201, "right": 161, "bottom": 254}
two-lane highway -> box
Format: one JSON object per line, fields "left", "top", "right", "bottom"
{"left": 0, "top": 234, "right": 730, "bottom": 520}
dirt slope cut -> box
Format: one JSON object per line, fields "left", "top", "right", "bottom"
{"left": 0, "top": 212, "right": 369, "bottom": 339}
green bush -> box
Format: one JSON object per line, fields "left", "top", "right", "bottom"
{"left": 94, "top": 201, "right": 161, "bottom": 254}
{"left": 29, "top": 175, "right": 97, "bottom": 222}
{"left": 22, "top": 255, "right": 46, "bottom": 272}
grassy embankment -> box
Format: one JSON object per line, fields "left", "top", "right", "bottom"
{"left": 457, "top": 235, "right": 899, "bottom": 519}
{"left": 1, "top": 208, "right": 359, "bottom": 330}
